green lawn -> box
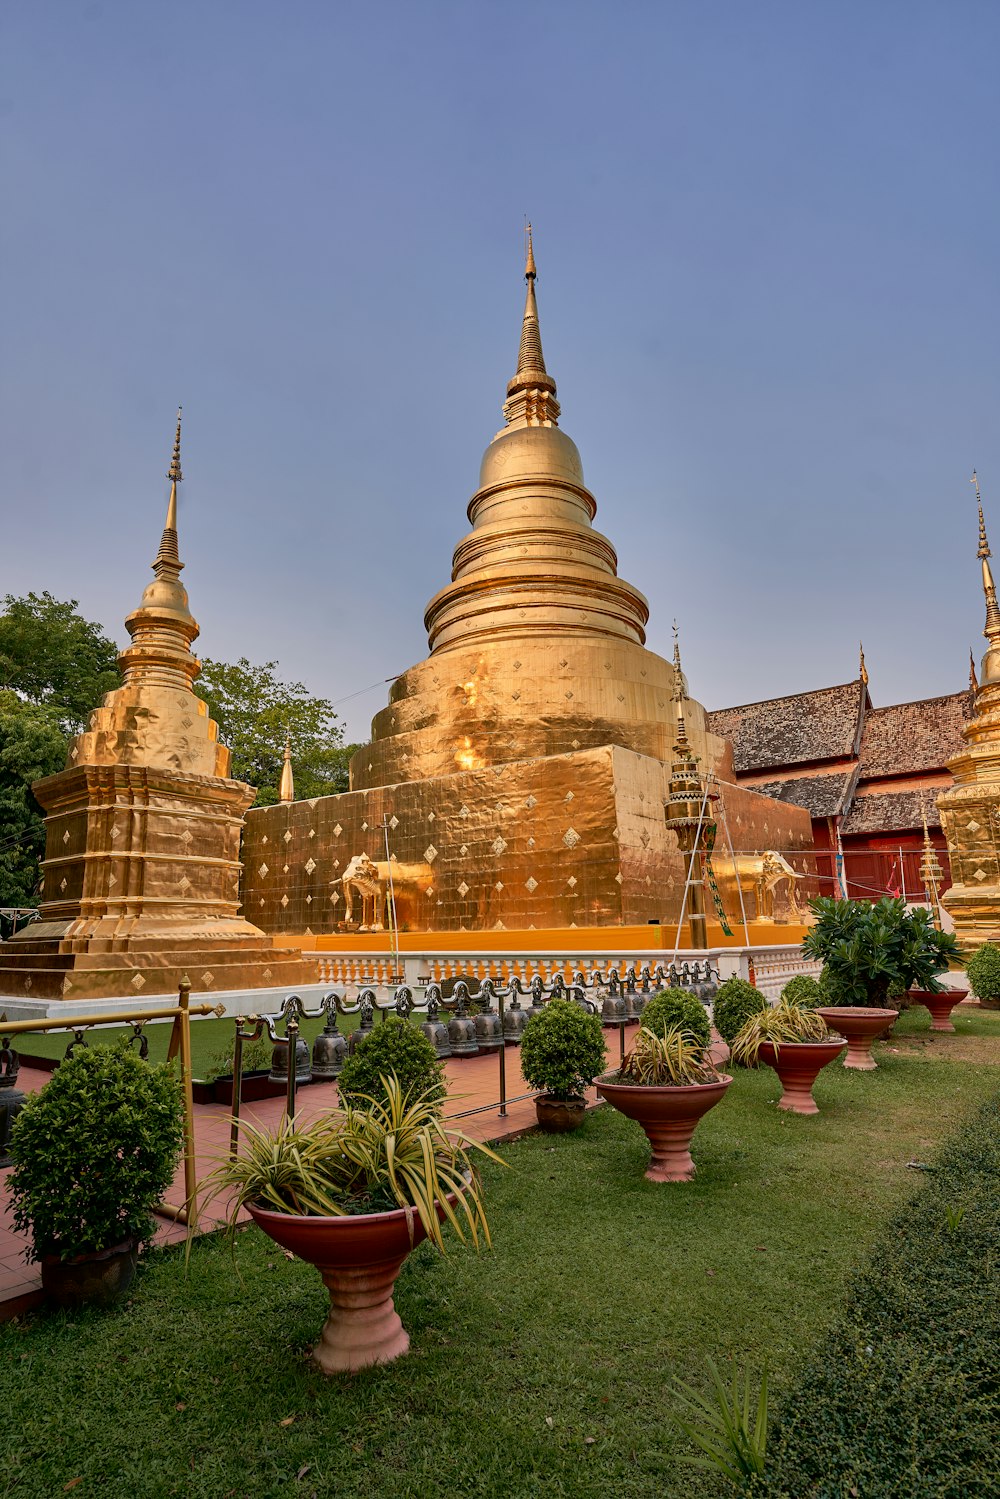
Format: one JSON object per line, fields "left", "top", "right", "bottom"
{"left": 2, "top": 1007, "right": 998, "bottom": 1498}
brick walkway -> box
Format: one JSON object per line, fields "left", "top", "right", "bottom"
{"left": 0, "top": 1025, "right": 642, "bottom": 1320}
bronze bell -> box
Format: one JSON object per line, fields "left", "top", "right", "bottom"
{"left": 472, "top": 982, "right": 504, "bottom": 1055}
{"left": 601, "top": 992, "right": 628, "bottom": 1028}
{"left": 420, "top": 997, "right": 452, "bottom": 1059}
{"left": 502, "top": 994, "right": 528, "bottom": 1045}
{"left": 446, "top": 995, "right": 479, "bottom": 1058}
{"left": 311, "top": 1006, "right": 348, "bottom": 1081}
{"left": 347, "top": 998, "right": 376, "bottom": 1056}
{"left": 268, "top": 1032, "right": 312, "bottom": 1086}
{"left": 522, "top": 977, "right": 547, "bottom": 1025}
{"left": 0, "top": 1041, "right": 27, "bottom": 1170}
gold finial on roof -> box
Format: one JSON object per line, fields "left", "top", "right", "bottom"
{"left": 972, "top": 471, "right": 1000, "bottom": 639}
{"left": 859, "top": 641, "right": 868, "bottom": 686}
{"left": 970, "top": 648, "right": 980, "bottom": 695}
{"left": 524, "top": 220, "right": 537, "bottom": 280}
{"left": 279, "top": 732, "right": 294, "bottom": 804}
{"left": 155, "top": 407, "right": 183, "bottom": 573}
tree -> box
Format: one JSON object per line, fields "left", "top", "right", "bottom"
{"left": 0, "top": 691, "right": 68, "bottom": 907}
{"left": 0, "top": 592, "right": 119, "bottom": 733}
{"left": 195, "top": 657, "right": 354, "bottom": 806}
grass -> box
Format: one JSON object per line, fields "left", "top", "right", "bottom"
{"left": 1, "top": 1007, "right": 998, "bottom": 1498}
{"left": 14, "top": 1009, "right": 361, "bottom": 1081}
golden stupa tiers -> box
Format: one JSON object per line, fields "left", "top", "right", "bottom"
{"left": 0, "top": 414, "right": 315, "bottom": 1000}
{"left": 940, "top": 471, "right": 1000, "bottom": 947}
{"left": 242, "top": 240, "right": 815, "bottom": 942}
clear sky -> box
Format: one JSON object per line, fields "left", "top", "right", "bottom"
{"left": 3, "top": 1, "right": 998, "bottom": 743}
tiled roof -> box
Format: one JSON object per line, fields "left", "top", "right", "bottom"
{"left": 857, "top": 692, "right": 972, "bottom": 778}
{"left": 707, "top": 682, "right": 864, "bottom": 774}
{"left": 841, "top": 789, "right": 943, "bottom": 836}
{"left": 748, "top": 770, "right": 857, "bottom": 820}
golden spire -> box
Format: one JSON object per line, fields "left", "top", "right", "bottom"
{"left": 970, "top": 648, "right": 980, "bottom": 695}
{"left": 859, "top": 641, "right": 868, "bottom": 686}
{"left": 279, "top": 733, "right": 295, "bottom": 804}
{"left": 972, "top": 470, "right": 1000, "bottom": 639}
{"left": 672, "top": 621, "right": 692, "bottom": 753}
{"left": 155, "top": 407, "right": 184, "bottom": 574}
{"left": 919, "top": 797, "right": 944, "bottom": 925}
{"left": 503, "top": 225, "right": 560, "bottom": 429}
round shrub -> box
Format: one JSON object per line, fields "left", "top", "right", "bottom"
{"left": 519, "top": 999, "right": 606, "bottom": 1101}
{"left": 780, "top": 974, "right": 823, "bottom": 1009}
{"left": 336, "top": 1018, "right": 445, "bottom": 1110}
{"left": 967, "top": 942, "right": 1000, "bottom": 1010}
{"left": 712, "top": 977, "right": 768, "bottom": 1048}
{"left": 9, "top": 1044, "right": 184, "bottom": 1263}
{"left": 640, "top": 988, "right": 711, "bottom": 1050}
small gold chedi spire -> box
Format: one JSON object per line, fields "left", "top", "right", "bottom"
{"left": 279, "top": 734, "right": 295, "bottom": 804}
{"left": 503, "top": 221, "right": 561, "bottom": 431}
{"left": 859, "top": 641, "right": 868, "bottom": 686}
{"left": 919, "top": 799, "right": 944, "bottom": 925}
{"left": 973, "top": 470, "right": 1000, "bottom": 675}
{"left": 970, "top": 648, "right": 979, "bottom": 696}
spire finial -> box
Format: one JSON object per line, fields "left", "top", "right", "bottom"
{"left": 972, "top": 471, "right": 1000, "bottom": 640}
{"left": 515, "top": 224, "right": 546, "bottom": 378}
{"left": 970, "top": 648, "right": 980, "bottom": 695}
{"left": 524, "top": 220, "right": 537, "bottom": 280}
{"left": 859, "top": 641, "right": 868, "bottom": 686}
{"left": 502, "top": 224, "right": 560, "bottom": 429}
{"left": 154, "top": 407, "right": 183, "bottom": 574}
{"left": 279, "top": 732, "right": 295, "bottom": 804}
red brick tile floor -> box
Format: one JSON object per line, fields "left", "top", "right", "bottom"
{"left": 1, "top": 1025, "right": 649, "bottom": 1320}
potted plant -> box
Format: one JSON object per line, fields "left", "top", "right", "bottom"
{"left": 712, "top": 978, "right": 768, "bottom": 1060}
{"left": 640, "top": 988, "right": 712, "bottom": 1049}
{"left": 597, "top": 1025, "right": 731, "bottom": 1181}
{"left": 803, "top": 896, "right": 962, "bottom": 1058}
{"left": 966, "top": 942, "right": 1000, "bottom": 1011}
{"left": 203, "top": 1078, "right": 501, "bottom": 1373}
{"left": 336, "top": 1016, "right": 446, "bottom": 1112}
{"left": 730, "top": 1000, "right": 845, "bottom": 1114}
{"left": 519, "top": 999, "right": 606, "bottom": 1131}
{"left": 193, "top": 1035, "right": 277, "bottom": 1106}
{"left": 8, "top": 1044, "right": 184, "bottom": 1307}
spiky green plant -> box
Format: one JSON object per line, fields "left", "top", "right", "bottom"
{"left": 200, "top": 1077, "right": 504, "bottom": 1253}
{"left": 673, "top": 1357, "right": 768, "bottom": 1485}
{"left": 614, "top": 1025, "right": 721, "bottom": 1087}
{"left": 729, "top": 1000, "right": 831, "bottom": 1068}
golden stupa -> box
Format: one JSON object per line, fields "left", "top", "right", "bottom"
{"left": 940, "top": 472, "right": 1000, "bottom": 947}
{"left": 0, "top": 415, "right": 316, "bottom": 1000}
{"left": 243, "top": 239, "right": 814, "bottom": 944}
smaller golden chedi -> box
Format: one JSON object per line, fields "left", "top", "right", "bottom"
{"left": 0, "top": 413, "right": 315, "bottom": 1001}
{"left": 940, "top": 472, "right": 1000, "bottom": 948}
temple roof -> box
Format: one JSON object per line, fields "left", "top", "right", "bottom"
{"left": 707, "top": 681, "right": 866, "bottom": 774}
{"left": 746, "top": 769, "right": 859, "bottom": 819}
{"left": 842, "top": 788, "right": 944, "bottom": 836}
{"left": 856, "top": 692, "right": 972, "bottom": 779}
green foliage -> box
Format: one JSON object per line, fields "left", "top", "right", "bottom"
{"left": 519, "top": 999, "right": 607, "bottom": 1101}
{"left": 713, "top": 977, "right": 768, "bottom": 1048}
{"left": 336, "top": 1017, "right": 445, "bottom": 1111}
{"left": 202, "top": 1035, "right": 272, "bottom": 1083}
{"left": 758, "top": 1097, "right": 1000, "bottom": 1498}
{"left": 673, "top": 1357, "right": 768, "bottom": 1486}
{"left": 616, "top": 1025, "right": 722, "bottom": 1086}
{"left": 0, "top": 591, "right": 119, "bottom": 733}
{"left": 803, "top": 896, "right": 961, "bottom": 1007}
{"left": 966, "top": 941, "right": 1000, "bottom": 1008}
{"left": 206, "top": 1078, "right": 504, "bottom": 1252}
{"left": 779, "top": 974, "right": 822, "bottom": 1009}
{"left": 9, "top": 1045, "right": 184, "bottom": 1262}
{"left": 0, "top": 689, "right": 68, "bottom": 905}
{"left": 194, "top": 655, "right": 349, "bottom": 806}
{"left": 944, "top": 1202, "right": 966, "bottom": 1233}
{"left": 640, "top": 987, "right": 711, "bottom": 1049}
{"left": 730, "top": 1000, "right": 831, "bottom": 1068}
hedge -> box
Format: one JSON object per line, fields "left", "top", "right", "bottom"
{"left": 756, "top": 1094, "right": 1000, "bottom": 1498}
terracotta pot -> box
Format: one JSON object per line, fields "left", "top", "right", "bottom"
{"left": 595, "top": 1074, "right": 732, "bottom": 1181}
{"left": 40, "top": 1237, "right": 139, "bottom": 1309}
{"left": 248, "top": 1202, "right": 434, "bottom": 1374}
{"left": 815, "top": 1008, "right": 898, "bottom": 1070}
{"left": 757, "top": 1039, "right": 846, "bottom": 1115}
{"left": 909, "top": 989, "right": 968, "bottom": 1033}
{"left": 534, "top": 1094, "right": 587, "bottom": 1132}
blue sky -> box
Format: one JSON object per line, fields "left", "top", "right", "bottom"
{"left": 3, "top": 1, "right": 998, "bottom": 742}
